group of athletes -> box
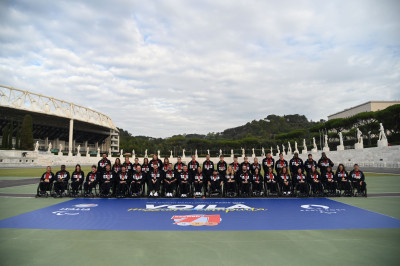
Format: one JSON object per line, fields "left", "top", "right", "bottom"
{"left": 37, "top": 151, "right": 367, "bottom": 198}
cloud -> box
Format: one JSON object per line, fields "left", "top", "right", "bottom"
{"left": 0, "top": 0, "right": 399, "bottom": 137}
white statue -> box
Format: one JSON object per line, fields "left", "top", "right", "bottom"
{"left": 287, "top": 142, "right": 292, "bottom": 154}
{"left": 109, "top": 147, "right": 112, "bottom": 157}
{"left": 47, "top": 142, "right": 52, "bottom": 153}
{"left": 355, "top": 128, "right": 364, "bottom": 149}
{"left": 58, "top": 144, "right": 63, "bottom": 156}
{"left": 377, "top": 123, "right": 388, "bottom": 147}
{"left": 207, "top": 149, "right": 210, "bottom": 155}
{"left": 34, "top": 141, "right": 39, "bottom": 152}
{"left": 170, "top": 150, "right": 173, "bottom": 159}
{"left": 270, "top": 146, "right": 273, "bottom": 154}
{"left": 323, "top": 134, "right": 330, "bottom": 152}
{"left": 120, "top": 149, "right": 123, "bottom": 156}
{"left": 230, "top": 149, "right": 234, "bottom": 158}
{"left": 195, "top": 149, "right": 198, "bottom": 158}
{"left": 157, "top": 150, "right": 160, "bottom": 158}
{"left": 311, "top": 137, "right": 318, "bottom": 153}
{"left": 261, "top": 147, "right": 265, "bottom": 157}
{"left": 337, "top": 132, "right": 345, "bottom": 151}
{"left": 282, "top": 144, "right": 286, "bottom": 155}
{"left": 86, "top": 147, "right": 90, "bottom": 157}
{"left": 276, "top": 145, "right": 280, "bottom": 156}
{"left": 301, "top": 139, "right": 307, "bottom": 154}
{"left": 182, "top": 149, "right": 186, "bottom": 158}
{"left": 145, "top": 149, "right": 148, "bottom": 158}
{"left": 251, "top": 148, "right": 255, "bottom": 157}
{"left": 97, "top": 147, "right": 100, "bottom": 157}
{"left": 132, "top": 149, "right": 135, "bottom": 158}
{"left": 241, "top": 148, "right": 245, "bottom": 157}
{"left": 77, "top": 145, "right": 81, "bottom": 154}
{"left": 219, "top": 149, "right": 222, "bottom": 156}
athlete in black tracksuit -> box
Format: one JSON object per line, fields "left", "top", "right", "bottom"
{"left": 217, "top": 156, "right": 227, "bottom": 178}
{"left": 289, "top": 153, "right": 303, "bottom": 176}
{"left": 275, "top": 154, "right": 289, "bottom": 175}
{"left": 262, "top": 153, "right": 275, "bottom": 174}
{"left": 178, "top": 166, "right": 191, "bottom": 197}
{"left": 225, "top": 166, "right": 237, "bottom": 195}
{"left": 293, "top": 168, "right": 308, "bottom": 195}
{"left": 164, "top": 164, "right": 177, "bottom": 196}
{"left": 54, "top": 165, "right": 70, "bottom": 196}
{"left": 116, "top": 166, "right": 129, "bottom": 197}
{"left": 240, "top": 158, "right": 251, "bottom": 175}
{"left": 148, "top": 164, "right": 162, "bottom": 197}
{"left": 84, "top": 165, "right": 99, "bottom": 196}
{"left": 317, "top": 152, "right": 334, "bottom": 176}
{"left": 188, "top": 156, "right": 200, "bottom": 179}
{"left": 209, "top": 170, "right": 223, "bottom": 194}
{"left": 335, "top": 164, "right": 351, "bottom": 193}
{"left": 99, "top": 164, "right": 113, "bottom": 196}
{"left": 130, "top": 166, "right": 145, "bottom": 196}
{"left": 238, "top": 167, "right": 252, "bottom": 196}
{"left": 98, "top": 153, "right": 111, "bottom": 174}
{"left": 202, "top": 155, "right": 214, "bottom": 180}
{"left": 350, "top": 164, "right": 367, "bottom": 195}
{"left": 70, "top": 165, "right": 84, "bottom": 196}
{"left": 323, "top": 166, "right": 337, "bottom": 194}
{"left": 251, "top": 168, "right": 264, "bottom": 194}
{"left": 308, "top": 166, "right": 323, "bottom": 195}
{"left": 193, "top": 167, "right": 205, "bottom": 196}
{"left": 278, "top": 167, "right": 292, "bottom": 195}
{"left": 123, "top": 157, "right": 133, "bottom": 176}
{"left": 250, "top": 158, "right": 262, "bottom": 175}
{"left": 264, "top": 167, "right": 278, "bottom": 194}
{"left": 112, "top": 160, "right": 122, "bottom": 196}
{"left": 39, "top": 166, "right": 55, "bottom": 195}
{"left": 304, "top": 154, "right": 317, "bottom": 175}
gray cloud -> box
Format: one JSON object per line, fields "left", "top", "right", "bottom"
{"left": 0, "top": 0, "right": 399, "bottom": 137}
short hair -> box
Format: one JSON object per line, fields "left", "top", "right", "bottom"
{"left": 279, "top": 153, "right": 283, "bottom": 156}
{"left": 91, "top": 165, "right": 97, "bottom": 168}
{"left": 308, "top": 154, "right": 312, "bottom": 156}
{"left": 234, "top": 156, "right": 238, "bottom": 159}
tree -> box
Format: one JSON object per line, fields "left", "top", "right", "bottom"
{"left": 20, "top": 114, "right": 34, "bottom": 150}
{"left": 2, "top": 124, "right": 10, "bottom": 149}
{"left": 8, "top": 119, "right": 14, "bottom": 149}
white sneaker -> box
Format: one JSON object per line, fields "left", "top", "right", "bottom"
{"left": 168, "top": 193, "right": 171, "bottom": 197}
{"left": 150, "top": 191, "right": 153, "bottom": 196}
{"left": 154, "top": 192, "right": 158, "bottom": 197}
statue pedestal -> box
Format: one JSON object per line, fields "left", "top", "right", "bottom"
{"left": 377, "top": 139, "right": 388, "bottom": 147}
{"left": 275, "top": 153, "right": 280, "bottom": 157}
{"left": 170, "top": 155, "right": 174, "bottom": 160}
{"left": 294, "top": 149, "right": 299, "bottom": 154}
{"left": 323, "top": 147, "right": 330, "bottom": 152}
{"left": 58, "top": 152, "right": 62, "bottom": 156}
{"left": 301, "top": 149, "right": 307, "bottom": 155}
{"left": 251, "top": 153, "right": 256, "bottom": 158}
{"left": 336, "top": 145, "right": 344, "bottom": 151}
{"left": 354, "top": 143, "right": 364, "bottom": 150}
{"left": 77, "top": 153, "right": 81, "bottom": 157}
{"left": 68, "top": 152, "right": 73, "bottom": 157}
{"left": 311, "top": 148, "right": 318, "bottom": 153}
{"left": 86, "top": 153, "right": 90, "bottom": 157}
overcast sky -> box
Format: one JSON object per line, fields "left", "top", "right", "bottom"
{"left": 1, "top": 0, "right": 399, "bottom": 137}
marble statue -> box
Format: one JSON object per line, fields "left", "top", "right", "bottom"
{"left": 182, "top": 149, "right": 186, "bottom": 158}
{"left": 145, "top": 149, "right": 148, "bottom": 158}
{"left": 337, "top": 132, "right": 345, "bottom": 151}
{"left": 323, "top": 134, "right": 330, "bottom": 152}
{"left": 252, "top": 148, "right": 255, "bottom": 157}
{"left": 301, "top": 139, "right": 307, "bottom": 154}
{"left": 377, "top": 123, "right": 388, "bottom": 147}
{"left": 241, "top": 148, "right": 245, "bottom": 157}
{"left": 311, "top": 137, "right": 318, "bottom": 153}
{"left": 157, "top": 150, "right": 160, "bottom": 158}
{"left": 287, "top": 142, "right": 292, "bottom": 154}
{"left": 47, "top": 142, "right": 52, "bottom": 153}
{"left": 34, "top": 141, "right": 39, "bottom": 152}
{"left": 355, "top": 128, "right": 363, "bottom": 149}
{"left": 261, "top": 147, "right": 265, "bottom": 157}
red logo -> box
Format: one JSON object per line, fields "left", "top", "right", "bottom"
{"left": 172, "top": 215, "right": 222, "bottom": 226}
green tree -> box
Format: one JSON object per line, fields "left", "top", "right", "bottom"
{"left": 8, "top": 119, "right": 14, "bottom": 149}
{"left": 20, "top": 114, "right": 34, "bottom": 150}
{"left": 2, "top": 124, "right": 10, "bottom": 149}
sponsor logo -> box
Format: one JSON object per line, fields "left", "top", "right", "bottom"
{"left": 300, "top": 204, "right": 345, "bottom": 214}
{"left": 172, "top": 214, "right": 222, "bottom": 226}
{"left": 127, "top": 203, "right": 267, "bottom": 213}
{"left": 74, "top": 204, "right": 98, "bottom": 208}
{"left": 52, "top": 204, "right": 98, "bottom": 216}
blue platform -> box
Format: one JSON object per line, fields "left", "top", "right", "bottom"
{"left": 1, "top": 198, "right": 399, "bottom": 231}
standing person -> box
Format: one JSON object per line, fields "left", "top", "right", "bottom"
{"left": 202, "top": 154, "right": 214, "bottom": 189}
{"left": 250, "top": 158, "right": 262, "bottom": 175}
{"left": 317, "top": 152, "right": 334, "bottom": 176}
{"left": 130, "top": 165, "right": 145, "bottom": 197}
{"left": 149, "top": 154, "right": 163, "bottom": 170}
{"left": 265, "top": 167, "right": 279, "bottom": 195}
{"left": 116, "top": 165, "right": 129, "bottom": 198}
{"left": 262, "top": 152, "right": 275, "bottom": 174}
{"left": 163, "top": 163, "right": 177, "bottom": 197}
{"left": 308, "top": 165, "right": 323, "bottom": 196}
{"left": 230, "top": 156, "right": 241, "bottom": 174}
{"left": 99, "top": 164, "right": 113, "bottom": 197}
{"left": 84, "top": 165, "right": 99, "bottom": 197}
{"left": 251, "top": 168, "right": 264, "bottom": 196}
{"left": 224, "top": 165, "right": 237, "bottom": 197}
{"left": 278, "top": 166, "right": 292, "bottom": 195}
{"left": 187, "top": 155, "right": 200, "bottom": 179}
{"left": 174, "top": 157, "right": 185, "bottom": 175}
{"left": 112, "top": 158, "right": 122, "bottom": 196}
{"left": 141, "top": 157, "right": 150, "bottom": 188}
{"left": 349, "top": 164, "right": 367, "bottom": 196}
{"left": 177, "top": 165, "right": 191, "bottom": 198}
{"left": 132, "top": 158, "right": 141, "bottom": 173}
{"left": 323, "top": 166, "right": 337, "bottom": 195}
{"left": 289, "top": 152, "right": 303, "bottom": 175}
{"left": 70, "top": 164, "right": 84, "bottom": 197}
{"left": 162, "top": 157, "right": 170, "bottom": 174}
{"left": 98, "top": 152, "right": 111, "bottom": 174}
{"left": 293, "top": 168, "right": 308, "bottom": 196}
{"left": 193, "top": 166, "right": 205, "bottom": 197}
{"left": 239, "top": 165, "right": 252, "bottom": 196}
{"left": 38, "top": 166, "right": 55, "bottom": 196}
{"left": 304, "top": 154, "right": 317, "bottom": 175}
{"left": 335, "top": 164, "right": 351, "bottom": 195}
{"left": 208, "top": 169, "right": 223, "bottom": 195}
{"left": 275, "top": 153, "right": 289, "bottom": 175}
{"left": 148, "top": 164, "right": 162, "bottom": 197}
{"left": 241, "top": 157, "right": 251, "bottom": 173}
{"left": 217, "top": 155, "right": 227, "bottom": 179}
{"left": 123, "top": 156, "right": 133, "bottom": 176}
{"left": 54, "top": 165, "right": 70, "bottom": 197}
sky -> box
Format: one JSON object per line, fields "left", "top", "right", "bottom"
{"left": 1, "top": 0, "right": 399, "bottom": 138}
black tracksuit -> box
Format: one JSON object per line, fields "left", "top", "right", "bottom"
{"left": 202, "top": 160, "right": 214, "bottom": 179}
{"left": 349, "top": 170, "right": 366, "bottom": 193}
{"left": 275, "top": 159, "right": 289, "bottom": 174}
{"left": 123, "top": 161, "right": 133, "bottom": 176}
{"left": 148, "top": 169, "right": 162, "bottom": 193}
{"left": 193, "top": 172, "right": 205, "bottom": 193}
{"left": 164, "top": 170, "right": 177, "bottom": 194}
{"left": 178, "top": 171, "right": 191, "bottom": 195}
{"left": 293, "top": 173, "right": 308, "bottom": 194}
{"left": 278, "top": 173, "right": 291, "bottom": 193}
{"left": 149, "top": 159, "right": 163, "bottom": 170}
{"left": 308, "top": 171, "right": 323, "bottom": 193}
{"left": 335, "top": 170, "right": 351, "bottom": 191}
{"left": 99, "top": 170, "right": 114, "bottom": 195}
{"left": 317, "top": 157, "right": 334, "bottom": 175}
{"left": 209, "top": 174, "right": 222, "bottom": 192}
{"left": 250, "top": 163, "right": 262, "bottom": 175}
{"left": 239, "top": 171, "right": 252, "bottom": 194}
{"left": 264, "top": 172, "right": 279, "bottom": 193}
{"left": 230, "top": 162, "right": 241, "bottom": 174}
{"left": 323, "top": 171, "right": 337, "bottom": 192}
{"left": 141, "top": 163, "right": 150, "bottom": 181}
{"left": 71, "top": 171, "right": 84, "bottom": 194}
{"left": 217, "top": 161, "right": 227, "bottom": 178}
{"left": 84, "top": 171, "right": 99, "bottom": 194}
{"left": 224, "top": 173, "right": 237, "bottom": 193}
{"left": 54, "top": 170, "right": 70, "bottom": 195}
{"left": 262, "top": 157, "right": 275, "bottom": 174}
{"left": 112, "top": 164, "right": 122, "bottom": 195}
{"left": 251, "top": 173, "right": 263, "bottom": 193}
{"left": 241, "top": 162, "right": 251, "bottom": 173}
{"left": 304, "top": 159, "right": 317, "bottom": 175}
{"left": 289, "top": 157, "right": 304, "bottom": 175}
{"left": 116, "top": 171, "right": 130, "bottom": 196}
{"left": 98, "top": 158, "right": 111, "bottom": 173}
{"left": 131, "top": 171, "right": 145, "bottom": 194}
{"left": 39, "top": 172, "right": 55, "bottom": 192}
{"left": 174, "top": 162, "right": 186, "bottom": 175}
{"left": 188, "top": 160, "right": 200, "bottom": 178}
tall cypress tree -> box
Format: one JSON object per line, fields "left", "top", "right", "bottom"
{"left": 9, "top": 119, "right": 14, "bottom": 149}
{"left": 2, "top": 124, "right": 10, "bottom": 149}
{"left": 20, "top": 115, "right": 34, "bottom": 150}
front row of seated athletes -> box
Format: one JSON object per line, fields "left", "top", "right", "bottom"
{"left": 37, "top": 151, "right": 367, "bottom": 198}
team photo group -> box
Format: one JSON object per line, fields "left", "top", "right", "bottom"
{"left": 37, "top": 151, "right": 367, "bottom": 199}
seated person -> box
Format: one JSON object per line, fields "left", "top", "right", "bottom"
{"left": 264, "top": 167, "right": 278, "bottom": 194}
{"left": 193, "top": 166, "right": 205, "bottom": 197}
{"left": 148, "top": 163, "right": 162, "bottom": 197}
{"left": 308, "top": 165, "right": 323, "bottom": 195}
{"left": 323, "top": 166, "right": 337, "bottom": 195}
{"left": 178, "top": 165, "right": 191, "bottom": 197}
{"left": 164, "top": 163, "right": 177, "bottom": 197}
{"left": 335, "top": 164, "right": 351, "bottom": 194}
{"left": 39, "top": 166, "right": 55, "bottom": 196}
{"left": 100, "top": 164, "right": 114, "bottom": 196}
{"left": 349, "top": 164, "right": 367, "bottom": 195}
{"left": 251, "top": 168, "right": 264, "bottom": 195}
{"left": 130, "top": 165, "right": 145, "bottom": 196}
{"left": 84, "top": 165, "right": 99, "bottom": 196}
{"left": 293, "top": 168, "right": 308, "bottom": 195}
{"left": 54, "top": 165, "right": 70, "bottom": 197}
{"left": 116, "top": 166, "right": 129, "bottom": 197}
{"left": 209, "top": 169, "right": 223, "bottom": 194}
{"left": 224, "top": 165, "right": 237, "bottom": 195}
{"left": 239, "top": 165, "right": 252, "bottom": 196}
{"left": 70, "top": 164, "right": 84, "bottom": 196}
{"left": 278, "top": 167, "right": 292, "bottom": 195}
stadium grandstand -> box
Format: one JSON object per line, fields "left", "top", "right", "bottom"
{"left": 0, "top": 85, "right": 119, "bottom": 155}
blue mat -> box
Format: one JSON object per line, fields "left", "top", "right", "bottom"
{"left": 1, "top": 198, "right": 399, "bottom": 231}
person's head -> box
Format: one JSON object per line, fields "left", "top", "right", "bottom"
{"left": 267, "top": 152, "right": 271, "bottom": 158}
{"left": 46, "top": 166, "right": 51, "bottom": 172}
{"left": 136, "top": 165, "right": 141, "bottom": 172}
{"left": 164, "top": 157, "right": 169, "bottom": 164}
{"left": 227, "top": 165, "right": 233, "bottom": 174}
{"left": 153, "top": 163, "right": 158, "bottom": 170}
{"left": 354, "top": 164, "right": 359, "bottom": 171}
{"left": 327, "top": 166, "right": 332, "bottom": 172}
{"left": 183, "top": 165, "right": 188, "bottom": 172}
{"left": 102, "top": 153, "right": 107, "bottom": 159}
{"left": 168, "top": 163, "right": 173, "bottom": 171}
{"left": 206, "top": 154, "right": 210, "bottom": 160}
{"left": 279, "top": 153, "right": 283, "bottom": 160}
{"left": 191, "top": 155, "right": 196, "bottom": 161}
{"left": 135, "top": 158, "right": 139, "bottom": 163}
{"left": 234, "top": 156, "right": 238, "bottom": 163}
{"left": 143, "top": 158, "right": 149, "bottom": 164}
{"left": 220, "top": 155, "right": 224, "bottom": 161}
{"left": 311, "top": 165, "right": 317, "bottom": 173}
{"left": 268, "top": 167, "right": 273, "bottom": 173}
{"left": 213, "top": 169, "right": 218, "bottom": 175}
{"left": 152, "top": 154, "right": 157, "bottom": 160}
{"left": 244, "top": 156, "right": 248, "bottom": 162}
{"left": 115, "top": 158, "right": 121, "bottom": 165}
{"left": 106, "top": 164, "right": 111, "bottom": 171}
{"left": 282, "top": 167, "right": 288, "bottom": 174}
{"left": 177, "top": 157, "right": 182, "bottom": 163}
{"left": 338, "top": 164, "right": 345, "bottom": 172}
{"left": 308, "top": 154, "right": 313, "bottom": 160}
{"left": 197, "top": 166, "right": 202, "bottom": 173}
{"left": 242, "top": 165, "right": 247, "bottom": 172}
{"left": 294, "top": 152, "right": 299, "bottom": 158}
{"left": 60, "top": 165, "right": 66, "bottom": 171}
{"left": 297, "top": 168, "right": 302, "bottom": 174}
{"left": 121, "top": 165, "right": 126, "bottom": 172}
{"left": 75, "top": 164, "right": 81, "bottom": 172}
{"left": 255, "top": 168, "right": 259, "bottom": 175}
{"left": 91, "top": 165, "right": 97, "bottom": 172}
{"left": 125, "top": 156, "right": 130, "bottom": 163}
{"left": 322, "top": 152, "right": 326, "bottom": 158}
{"left": 254, "top": 158, "right": 258, "bottom": 163}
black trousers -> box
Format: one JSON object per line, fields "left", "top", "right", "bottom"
{"left": 130, "top": 180, "right": 142, "bottom": 194}
{"left": 266, "top": 181, "right": 278, "bottom": 193}
{"left": 311, "top": 181, "right": 323, "bottom": 193}
{"left": 296, "top": 182, "right": 308, "bottom": 194}
{"left": 39, "top": 181, "right": 51, "bottom": 192}
{"left": 225, "top": 181, "right": 236, "bottom": 192}
{"left": 54, "top": 181, "right": 67, "bottom": 194}
{"left": 117, "top": 182, "right": 128, "bottom": 195}
{"left": 352, "top": 181, "right": 366, "bottom": 192}
{"left": 280, "top": 181, "right": 291, "bottom": 192}
{"left": 339, "top": 180, "right": 352, "bottom": 191}
{"left": 71, "top": 181, "right": 81, "bottom": 192}
{"left": 101, "top": 182, "right": 112, "bottom": 195}
{"left": 241, "top": 182, "right": 250, "bottom": 194}
{"left": 252, "top": 181, "right": 263, "bottom": 192}
{"left": 194, "top": 181, "right": 203, "bottom": 192}
{"left": 324, "top": 180, "right": 336, "bottom": 191}
{"left": 148, "top": 180, "right": 160, "bottom": 192}
{"left": 84, "top": 181, "right": 96, "bottom": 194}
{"left": 210, "top": 181, "right": 221, "bottom": 192}
{"left": 179, "top": 182, "right": 190, "bottom": 194}
{"left": 164, "top": 181, "right": 176, "bottom": 193}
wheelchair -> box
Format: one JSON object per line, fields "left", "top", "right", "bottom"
{"left": 207, "top": 182, "right": 223, "bottom": 198}
{"left": 310, "top": 181, "right": 324, "bottom": 197}
{"left": 69, "top": 181, "right": 84, "bottom": 197}
{"left": 36, "top": 181, "right": 53, "bottom": 198}
{"left": 192, "top": 182, "right": 205, "bottom": 198}
{"left": 177, "top": 182, "right": 193, "bottom": 198}
{"left": 293, "top": 182, "right": 310, "bottom": 197}
{"left": 99, "top": 181, "right": 114, "bottom": 198}
{"left": 161, "top": 181, "right": 178, "bottom": 198}
{"left": 129, "top": 181, "right": 145, "bottom": 197}
{"left": 115, "top": 182, "right": 130, "bottom": 198}
{"left": 251, "top": 182, "right": 264, "bottom": 197}
{"left": 264, "top": 181, "right": 280, "bottom": 197}
{"left": 83, "top": 182, "right": 99, "bottom": 198}
{"left": 352, "top": 181, "right": 367, "bottom": 197}
{"left": 338, "top": 180, "right": 353, "bottom": 197}
{"left": 279, "top": 181, "right": 293, "bottom": 197}
{"left": 52, "top": 181, "right": 69, "bottom": 198}
{"left": 323, "top": 181, "right": 340, "bottom": 197}
{"left": 223, "top": 181, "right": 238, "bottom": 198}
{"left": 238, "top": 182, "right": 251, "bottom": 198}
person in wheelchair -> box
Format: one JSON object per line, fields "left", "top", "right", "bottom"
{"left": 239, "top": 165, "right": 252, "bottom": 197}
{"left": 99, "top": 164, "right": 114, "bottom": 197}
{"left": 265, "top": 167, "right": 279, "bottom": 195}
{"left": 335, "top": 164, "right": 352, "bottom": 196}
{"left": 350, "top": 164, "right": 367, "bottom": 196}
{"left": 148, "top": 163, "right": 162, "bottom": 197}
{"left": 54, "top": 165, "right": 70, "bottom": 197}
{"left": 193, "top": 166, "right": 205, "bottom": 197}
{"left": 38, "top": 166, "right": 55, "bottom": 196}
{"left": 178, "top": 165, "right": 191, "bottom": 198}
{"left": 293, "top": 168, "right": 308, "bottom": 196}
{"left": 224, "top": 165, "right": 237, "bottom": 197}
{"left": 308, "top": 165, "right": 323, "bottom": 196}
{"left": 278, "top": 167, "right": 292, "bottom": 196}
{"left": 251, "top": 168, "right": 264, "bottom": 196}
{"left": 116, "top": 165, "right": 129, "bottom": 198}
{"left": 164, "top": 163, "right": 177, "bottom": 197}
{"left": 209, "top": 169, "right": 223, "bottom": 196}
{"left": 323, "top": 166, "right": 337, "bottom": 196}
{"left": 70, "top": 164, "right": 84, "bottom": 197}
{"left": 84, "top": 165, "right": 99, "bottom": 197}
{"left": 130, "top": 165, "right": 145, "bottom": 197}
